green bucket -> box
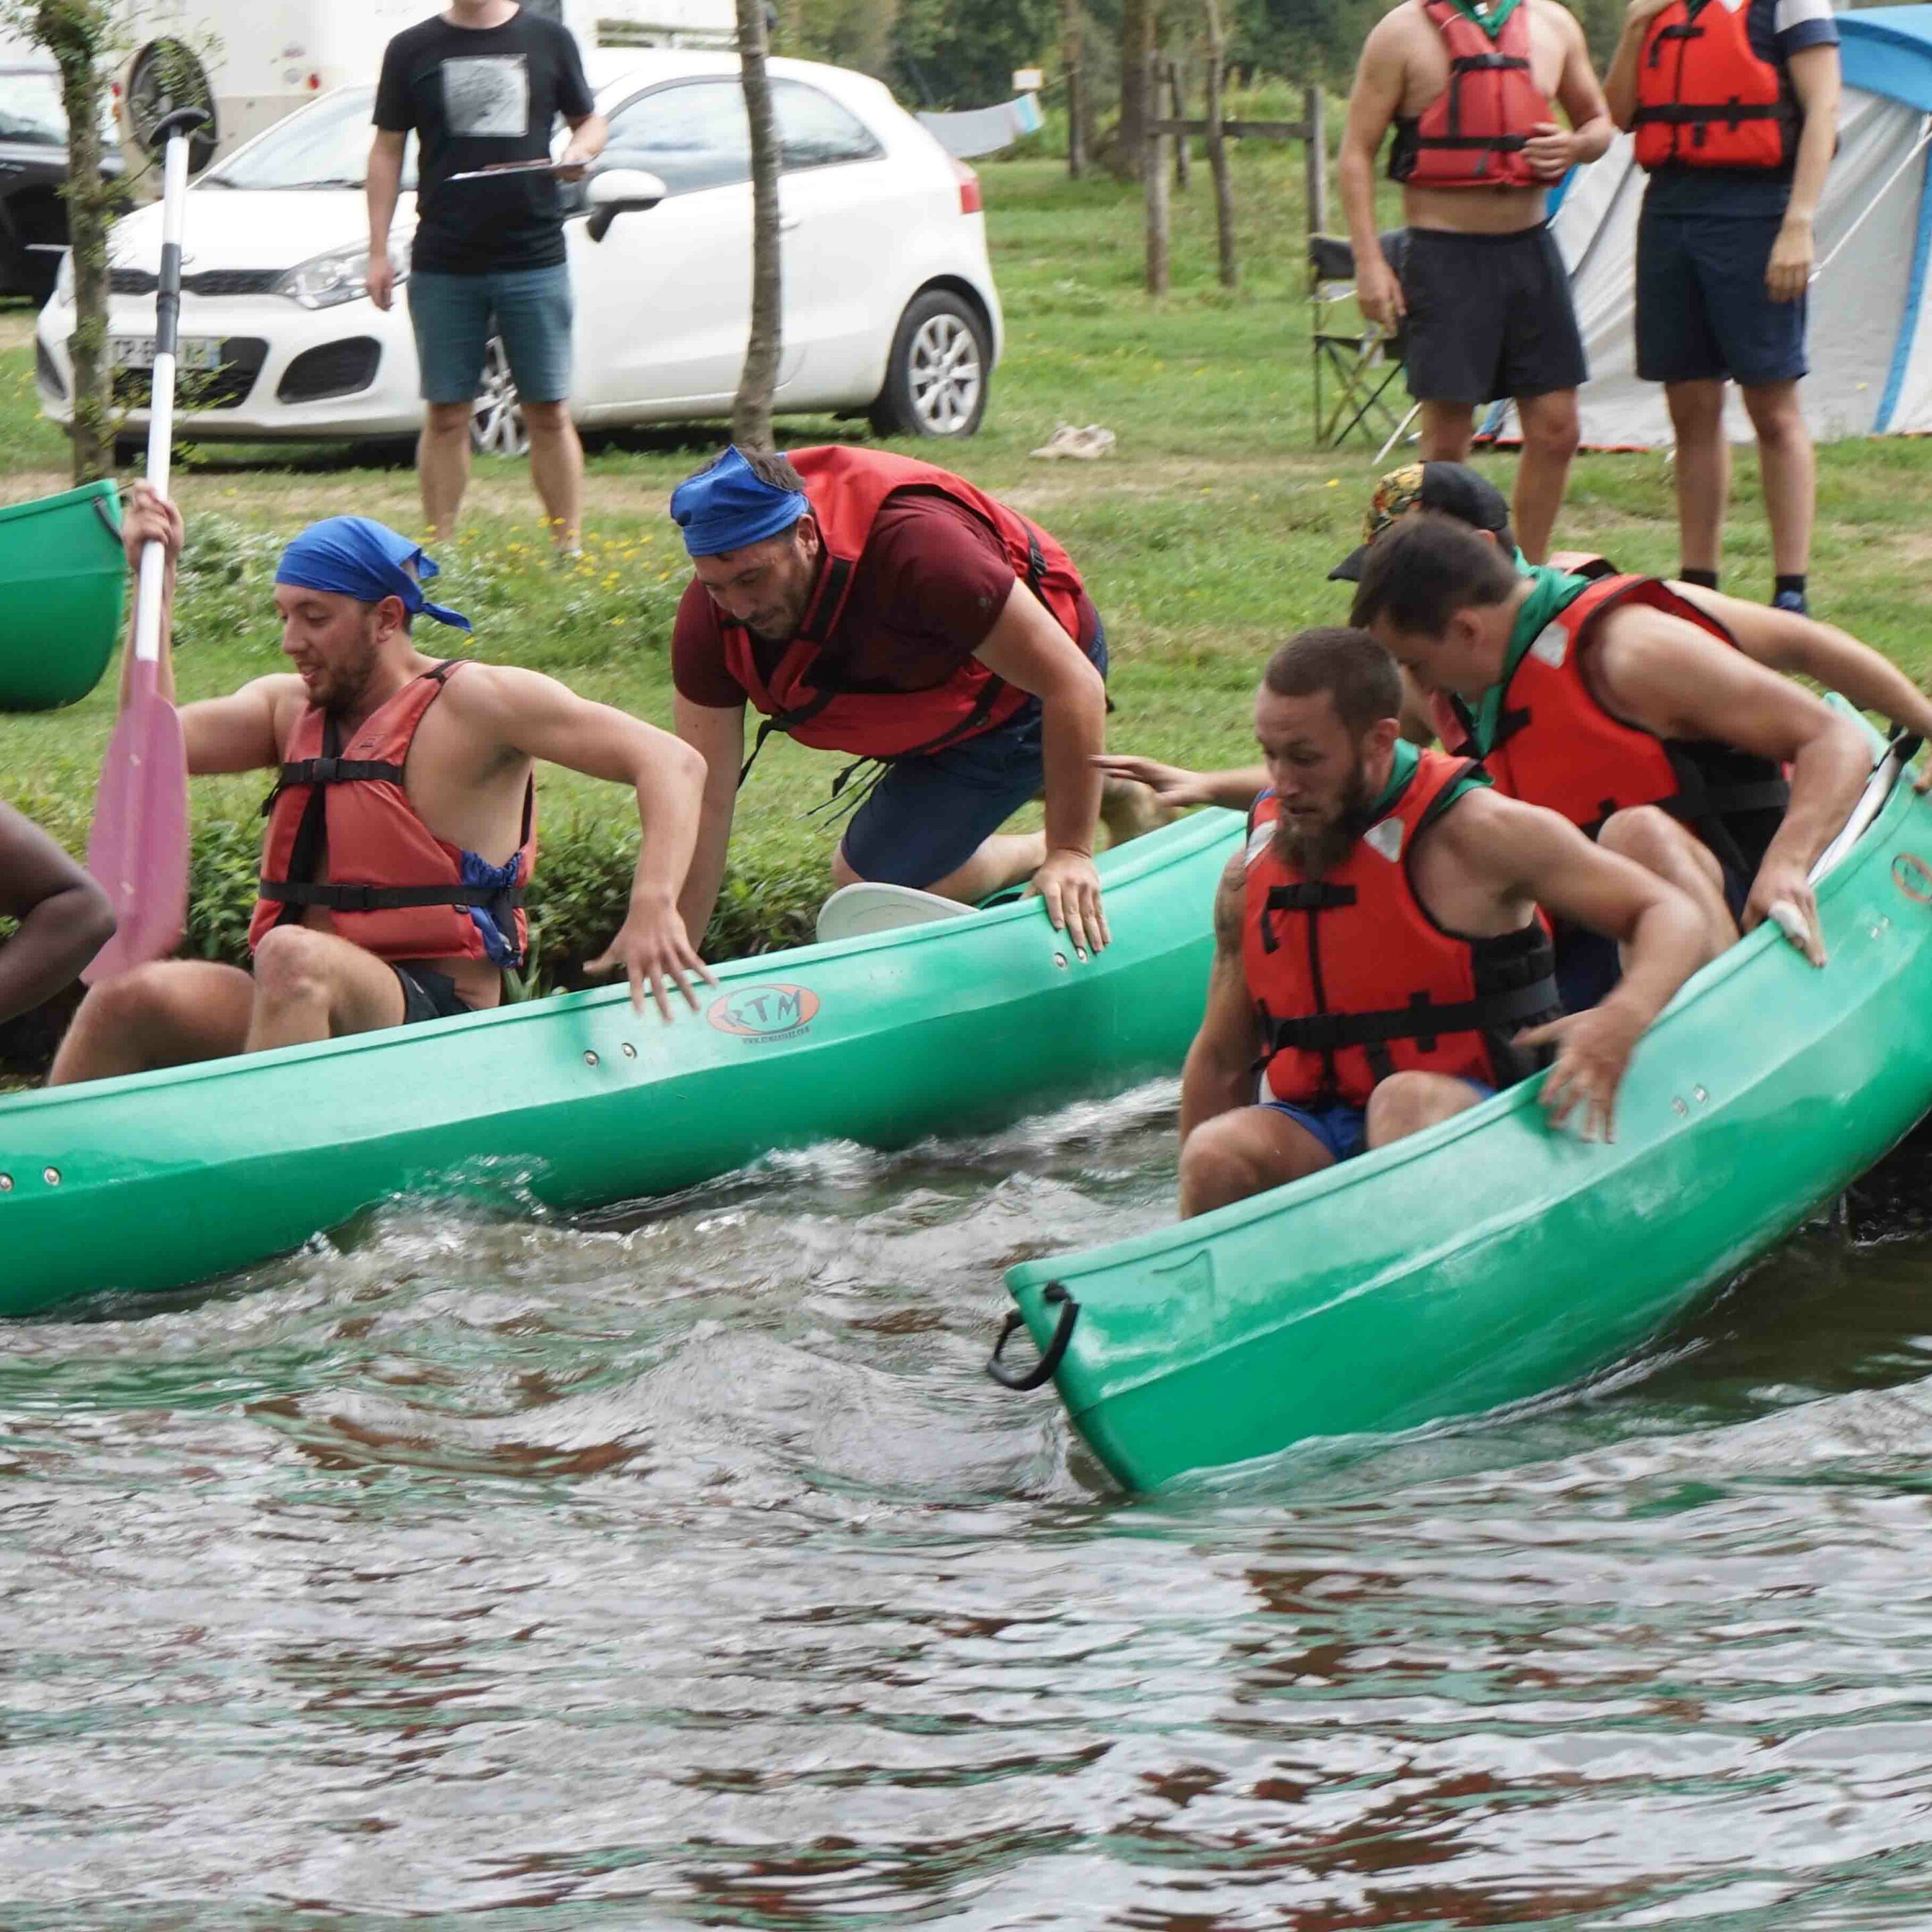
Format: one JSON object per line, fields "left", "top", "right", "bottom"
{"left": 0, "top": 480, "right": 127, "bottom": 713}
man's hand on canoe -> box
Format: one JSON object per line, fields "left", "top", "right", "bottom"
{"left": 1034, "top": 847, "right": 1110, "bottom": 956}
{"left": 587, "top": 892, "right": 717, "bottom": 1022}
{"left": 1515, "top": 1003, "right": 1648, "bottom": 1144}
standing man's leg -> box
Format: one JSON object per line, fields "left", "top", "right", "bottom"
{"left": 492, "top": 264, "right": 583, "bottom": 554}
{"left": 1418, "top": 400, "right": 1477, "bottom": 463}
{"left": 1511, "top": 388, "right": 1580, "bottom": 564}
{"left": 1741, "top": 378, "right": 1815, "bottom": 606}
{"left": 408, "top": 268, "right": 493, "bottom": 541}
{"left": 1666, "top": 379, "right": 1730, "bottom": 584}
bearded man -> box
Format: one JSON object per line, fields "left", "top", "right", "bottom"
{"left": 52, "top": 488, "right": 708, "bottom": 1085}
{"left": 1177, "top": 628, "right": 1705, "bottom": 1218}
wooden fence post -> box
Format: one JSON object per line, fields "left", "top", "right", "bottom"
{"left": 1145, "top": 51, "right": 1171, "bottom": 295}
{"left": 1065, "top": 0, "right": 1085, "bottom": 179}
{"left": 1303, "top": 82, "right": 1328, "bottom": 236}
{"left": 1203, "top": 0, "right": 1237, "bottom": 288}
{"left": 1169, "top": 56, "right": 1191, "bottom": 193}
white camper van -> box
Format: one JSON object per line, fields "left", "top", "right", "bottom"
{"left": 116, "top": 0, "right": 737, "bottom": 158}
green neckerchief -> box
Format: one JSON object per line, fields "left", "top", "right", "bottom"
{"left": 1443, "top": 0, "right": 1526, "bottom": 37}
{"left": 1369, "top": 738, "right": 1423, "bottom": 819}
{"left": 1463, "top": 565, "right": 1593, "bottom": 755}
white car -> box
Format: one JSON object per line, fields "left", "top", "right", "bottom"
{"left": 36, "top": 50, "right": 1003, "bottom": 454}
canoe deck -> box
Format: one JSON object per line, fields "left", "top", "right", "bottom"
{"left": 1001, "top": 743, "right": 1932, "bottom": 1491}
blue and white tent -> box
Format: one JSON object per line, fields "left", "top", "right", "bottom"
{"left": 1550, "top": 4, "right": 1932, "bottom": 444}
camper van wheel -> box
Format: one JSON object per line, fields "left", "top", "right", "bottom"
{"left": 470, "top": 337, "right": 529, "bottom": 459}
{"left": 868, "top": 289, "right": 989, "bottom": 439}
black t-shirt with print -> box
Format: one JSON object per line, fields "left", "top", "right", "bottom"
{"left": 374, "top": 8, "right": 596, "bottom": 274}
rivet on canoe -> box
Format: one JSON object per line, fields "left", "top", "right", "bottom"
{"left": 42, "top": 1167, "right": 60, "bottom": 1185}
{"left": 1693, "top": 1085, "right": 1709, "bottom": 1104}
{"left": 1672, "top": 1097, "right": 1689, "bottom": 1118}
{"left": 621, "top": 1042, "right": 637, "bottom": 1059}
{"left": 0, "top": 1173, "right": 11, "bottom": 1192}
{"left": 1053, "top": 953, "right": 1069, "bottom": 969}
{"left": 584, "top": 1051, "right": 600, "bottom": 1069}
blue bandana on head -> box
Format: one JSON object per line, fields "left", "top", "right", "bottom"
{"left": 669, "top": 446, "right": 810, "bottom": 558}
{"left": 274, "top": 516, "right": 472, "bottom": 633}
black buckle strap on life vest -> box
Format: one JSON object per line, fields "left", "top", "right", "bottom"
{"left": 1633, "top": 100, "right": 1790, "bottom": 127}
{"left": 1261, "top": 974, "right": 1563, "bottom": 1059}
{"left": 259, "top": 880, "right": 529, "bottom": 914}
{"left": 260, "top": 755, "right": 408, "bottom": 815}
{"left": 1257, "top": 879, "right": 1356, "bottom": 955}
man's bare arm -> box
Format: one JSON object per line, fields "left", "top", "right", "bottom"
{"left": 672, "top": 693, "right": 747, "bottom": 955}
{"left": 1179, "top": 852, "right": 1262, "bottom": 1142}
{"left": 366, "top": 129, "right": 407, "bottom": 311}
{"left": 1769, "top": 45, "right": 1840, "bottom": 302}
{"left": 1535, "top": 5, "right": 1615, "bottom": 173}
{"left": 1604, "top": 0, "right": 1680, "bottom": 127}
{"left": 0, "top": 805, "right": 115, "bottom": 1023}
{"left": 1091, "top": 755, "right": 1268, "bottom": 812}
{"left": 1339, "top": 15, "right": 1411, "bottom": 329}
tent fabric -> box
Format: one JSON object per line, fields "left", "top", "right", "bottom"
{"left": 916, "top": 94, "right": 1044, "bottom": 160}
{"left": 1519, "top": 7, "right": 1932, "bottom": 447}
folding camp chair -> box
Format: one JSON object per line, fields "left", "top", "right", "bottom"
{"left": 1309, "top": 231, "right": 1411, "bottom": 451}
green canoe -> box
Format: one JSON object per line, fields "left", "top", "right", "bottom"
{"left": 0, "top": 481, "right": 126, "bottom": 713}
{"left": 0, "top": 808, "right": 1240, "bottom": 1318}
{"left": 996, "top": 729, "right": 1932, "bottom": 1492}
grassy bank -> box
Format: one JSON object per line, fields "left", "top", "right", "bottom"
{"left": 5, "top": 137, "right": 1932, "bottom": 1008}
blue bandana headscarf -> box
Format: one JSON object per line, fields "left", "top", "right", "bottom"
{"left": 669, "top": 446, "right": 810, "bottom": 558}
{"left": 275, "top": 517, "right": 472, "bottom": 633}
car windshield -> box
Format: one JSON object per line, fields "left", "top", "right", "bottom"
{"left": 208, "top": 87, "right": 418, "bottom": 191}
{"left": 0, "top": 67, "right": 66, "bottom": 148}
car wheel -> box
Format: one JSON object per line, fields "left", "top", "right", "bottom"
{"left": 868, "top": 290, "right": 989, "bottom": 439}
{"left": 470, "top": 337, "right": 529, "bottom": 459}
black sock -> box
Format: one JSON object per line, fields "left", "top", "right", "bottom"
{"left": 1679, "top": 567, "right": 1719, "bottom": 590}
{"left": 1776, "top": 574, "right": 1808, "bottom": 601}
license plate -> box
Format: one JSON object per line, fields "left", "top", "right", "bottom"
{"left": 111, "top": 336, "right": 221, "bottom": 373}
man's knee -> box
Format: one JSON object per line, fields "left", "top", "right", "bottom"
{"left": 1741, "top": 382, "right": 1807, "bottom": 447}
{"left": 1666, "top": 380, "right": 1726, "bottom": 436}
{"left": 830, "top": 843, "right": 864, "bottom": 890}
{"left": 1364, "top": 1071, "right": 1476, "bottom": 1147}
{"left": 251, "top": 924, "right": 335, "bottom": 1004}
{"left": 521, "top": 400, "right": 573, "bottom": 436}
{"left": 1597, "top": 803, "right": 1680, "bottom": 869}
{"left": 1179, "top": 1114, "right": 1266, "bottom": 1213}
{"left": 1520, "top": 393, "right": 1580, "bottom": 459}
{"left": 74, "top": 959, "right": 176, "bottom": 1033}
{"left": 424, "top": 401, "right": 472, "bottom": 437}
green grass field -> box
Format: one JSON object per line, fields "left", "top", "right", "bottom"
{"left": 4, "top": 137, "right": 1931, "bottom": 991}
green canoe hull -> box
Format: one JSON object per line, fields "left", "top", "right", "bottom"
{"left": 0, "top": 810, "right": 1240, "bottom": 1317}
{"left": 0, "top": 482, "right": 125, "bottom": 712}
{"left": 1003, "top": 753, "right": 1932, "bottom": 1492}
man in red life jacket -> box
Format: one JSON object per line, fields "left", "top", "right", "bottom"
{"left": 667, "top": 445, "right": 1118, "bottom": 957}
{"left": 49, "top": 487, "right": 709, "bottom": 1085}
{"left": 1348, "top": 514, "right": 1872, "bottom": 1009}
{"left": 0, "top": 806, "right": 114, "bottom": 1026}
{"left": 1339, "top": 0, "right": 1614, "bottom": 563}
{"left": 1604, "top": 0, "right": 1841, "bottom": 616}
{"left": 1178, "top": 629, "right": 1704, "bottom": 1218}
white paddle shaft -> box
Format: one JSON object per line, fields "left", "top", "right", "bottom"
{"left": 133, "top": 129, "right": 193, "bottom": 669}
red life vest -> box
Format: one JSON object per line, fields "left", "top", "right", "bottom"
{"left": 1242, "top": 750, "right": 1560, "bottom": 1111}
{"left": 1391, "top": 0, "right": 1555, "bottom": 191}
{"left": 250, "top": 661, "right": 536, "bottom": 967}
{"left": 1633, "top": 0, "right": 1799, "bottom": 173}
{"left": 1547, "top": 549, "right": 1616, "bottom": 580}
{"left": 720, "top": 446, "right": 1089, "bottom": 775}
{"left": 1442, "top": 574, "right": 1789, "bottom": 877}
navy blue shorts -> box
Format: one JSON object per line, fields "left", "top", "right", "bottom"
{"left": 839, "top": 623, "right": 1108, "bottom": 889}
{"left": 1635, "top": 206, "right": 1809, "bottom": 388}
{"left": 1554, "top": 853, "right": 1751, "bottom": 1010}
{"left": 1262, "top": 1079, "right": 1494, "bottom": 1166}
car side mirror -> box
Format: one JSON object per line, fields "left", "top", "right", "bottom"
{"left": 586, "top": 168, "right": 669, "bottom": 244}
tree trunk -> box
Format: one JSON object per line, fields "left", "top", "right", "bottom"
{"left": 1169, "top": 55, "right": 1189, "bottom": 193}
{"left": 1063, "top": 0, "right": 1085, "bottom": 179}
{"left": 1203, "top": 0, "right": 1237, "bottom": 288}
{"left": 1303, "top": 83, "right": 1330, "bottom": 236}
{"left": 34, "top": 0, "right": 113, "bottom": 484}
{"left": 732, "top": 0, "right": 782, "bottom": 451}
{"left": 1114, "top": 0, "right": 1157, "bottom": 180}
{"left": 1143, "top": 51, "right": 1169, "bottom": 296}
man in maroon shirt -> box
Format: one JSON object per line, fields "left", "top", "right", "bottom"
{"left": 669, "top": 445, "right": 1118, "bottom": 955}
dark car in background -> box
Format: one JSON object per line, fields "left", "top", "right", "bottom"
{"left": 0, "top": 58, "right": 122, "bottom": 302}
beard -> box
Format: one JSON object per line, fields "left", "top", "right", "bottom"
{"left": 309, "top": 621, "right": 385, "bottom": 716}
{"left": 1272, "top": 760, "right": 1377, "bottom": 877}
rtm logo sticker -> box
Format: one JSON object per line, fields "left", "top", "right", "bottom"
{"left": 708, "top": 983, "right": 820, "bottom": 1042}
{"left": 1893, "top": 853, "right": 1932, "bottom": 904}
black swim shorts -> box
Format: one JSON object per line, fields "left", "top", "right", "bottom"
{"left": 392, "top": 961, "right": 476, "bottom": 1027}
{"left": 1400, "top": 225, "right": 1588, "bottom": 407}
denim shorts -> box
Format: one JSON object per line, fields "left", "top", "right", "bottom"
{"left": 839, "top": 622, "right": 1108, "bottom": 890}
{"left": 408, "top": 263, "right": 575, "bottom": 405}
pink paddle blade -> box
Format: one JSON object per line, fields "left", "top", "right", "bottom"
{"left": 83, "top": 676, "right": 189, "bottom": 985}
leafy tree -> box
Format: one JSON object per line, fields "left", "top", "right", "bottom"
{"left": 888, "top": 0, "right": 1059, "bottom": 108}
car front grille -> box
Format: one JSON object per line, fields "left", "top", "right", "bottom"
{"left": 109, "top": 268, "right": 286, "bottom": 297}
{"left": 277, "top": 337, "right": 381, "bottom": 405}
{"left": 113, "top": 337, "right": 269, "bottom": 411}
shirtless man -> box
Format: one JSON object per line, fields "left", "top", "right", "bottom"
{"left": 1179, "top": 629, "right": 1703, "bottom": 1217}
{"left": 1340, "top": 0, "right": 1614, "bottom": 559}
{"left": 0, "top": 806, "right": 115, "bottom": 1026}
{"left": 51, "top": 488, "right": 708, "bottom": 1085}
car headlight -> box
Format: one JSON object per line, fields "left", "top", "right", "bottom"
{"left": 54, "top": 250, "right": 73, "bottom": 304}
{"left": 276, "top": 237, "right": 411, "bottom": 311}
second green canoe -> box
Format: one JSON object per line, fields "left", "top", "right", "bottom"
{"left": 0, "top": 480, "right": 126, "bottom": 712}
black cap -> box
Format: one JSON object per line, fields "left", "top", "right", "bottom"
{"left": 1328, "top": 462, "right": 1515, "bottom": 582}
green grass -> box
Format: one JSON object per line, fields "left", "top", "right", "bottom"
{"left": 6, "top": 137, "right": 1932, "bottom": 1002}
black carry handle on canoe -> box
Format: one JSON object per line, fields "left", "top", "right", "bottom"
{"left": 987, "top": 1282, "right": 1080, "bottom": 1391}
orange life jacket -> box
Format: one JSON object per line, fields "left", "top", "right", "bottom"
{"left": 1440, "top": 574, "right": 1789, "bottom": 877}
{"left": 1242, "top": 750, "right": 1560, "bottom": 1111}
{"left": 1547, "top": 549, "right": 1617, "bottom": 580}
{"left": 1391, "top": 0, "right": 1555, "bottom": 191}
{"left": 1633, "top": 0, "right": 1799, "bottom": 173}
{"left": 722, "top": 446, "right": 1089, "bottom": 780}
{"left": 251, "top": 661, "right": 535, "bottom": 967}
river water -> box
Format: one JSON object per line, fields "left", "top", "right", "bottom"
{"left": 8, "top": 1084, "right": 1932, "bottom": 1929}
